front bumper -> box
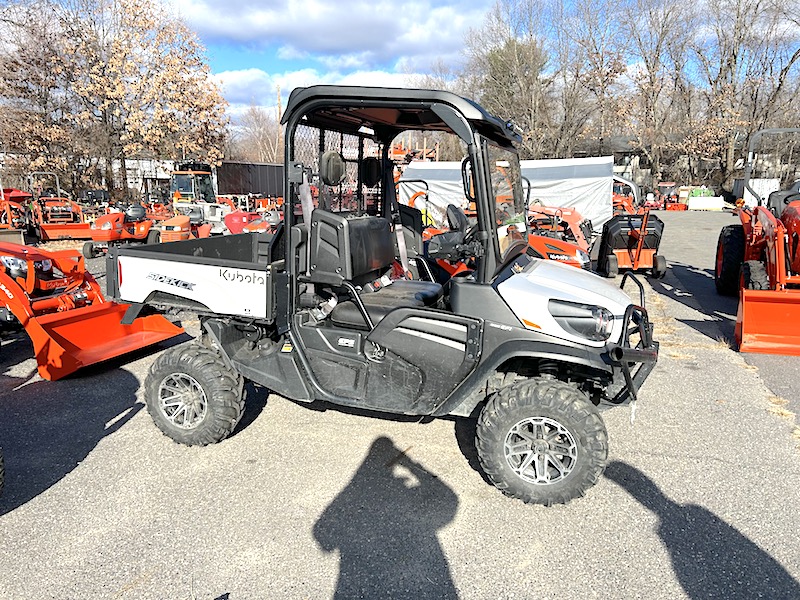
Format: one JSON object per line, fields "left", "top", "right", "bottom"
{"left": 604, "top": 274, "right": 659, "bottom": 405}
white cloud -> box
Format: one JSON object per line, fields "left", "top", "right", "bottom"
{"left": 215, "top": 67, "right": 425, "bottom": 120}
{"left": 171, "top": 0, "right": 489, "bottom": 71}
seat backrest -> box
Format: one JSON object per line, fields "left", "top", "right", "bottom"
{"left": 307, "top": 209, "right": 393, "bottom": 286}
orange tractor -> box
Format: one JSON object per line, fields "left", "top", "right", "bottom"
{"left": 0, "top": 187, "right": 28, "bottom": 243}
{"left": 0, "top": 242, "right": 183, "bottom": 380}
{"left": 26, "top": 173, "right": 93, "bottom": 241}
{"left": 714, "top": 128, "right": 800, "bottom": 355}
{"left": 83, "top": 204, "right": 158, "bottom": 258}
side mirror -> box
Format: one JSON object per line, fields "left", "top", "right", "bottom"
{"left": 446, "top": 204, "right": 469, "bottom": 233}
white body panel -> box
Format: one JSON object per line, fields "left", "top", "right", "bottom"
{"left": 117, "top": 255, "right": 268, "bottom": 319}
{"left": 498, "top": 258, "right": 632, "bottom": 348}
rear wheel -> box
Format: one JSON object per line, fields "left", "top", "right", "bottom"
{"left": 742, "top": 260, "right": 769, "bottom": 290}
{"left": 475, "top": 379, "right": 608, "bottom": 506}
{"left": 651, "top": 254, "right": 667, "bottom": 279}
{"left": 715, "top": 224, "right": 745, "bottom": 296}
{"left": 604, "top": 254, "right": 618, "bottom": 278}
{"left": 145, "top": 344, "right": 244, "bottom": 446}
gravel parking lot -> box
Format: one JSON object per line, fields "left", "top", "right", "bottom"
{"left": 1, "top": 211, "right": 798, "bottom": 599}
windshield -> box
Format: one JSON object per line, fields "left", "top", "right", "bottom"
{"left": 486, "top": 143, "right": 527, "bottom": 258}
{"left": 171, "top": 174, "right": 193, "bottom": 196}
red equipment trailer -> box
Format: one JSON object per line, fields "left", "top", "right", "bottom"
{"left": 0, "top": 242, "right": 183, "bottom": 380}
{"left": 714, "top": 128, "right": 800, "bottom": 355}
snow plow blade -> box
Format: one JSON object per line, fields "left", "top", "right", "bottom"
{"left": 736, "top": 289, "right": 800, "bottom": 356}
{"left": 28, "top": 302, "right": 183, "bottom": 381}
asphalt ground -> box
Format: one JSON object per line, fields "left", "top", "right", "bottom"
{"left": 0, "top": 215, "right": 798, "bottom": 599}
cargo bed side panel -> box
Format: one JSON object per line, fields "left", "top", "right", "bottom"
{"left": 117, "top": 255, "right": 270, "bottom": 319}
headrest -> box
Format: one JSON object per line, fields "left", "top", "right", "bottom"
{"left": 361, "top": 157, "right": 382, "bottom": 188}
{"left": 320, "top": 151, "right": 346, "bottom": 186}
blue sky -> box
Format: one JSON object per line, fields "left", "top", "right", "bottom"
{"left": 170, "top": 0, "right": 494, "bottom": 116}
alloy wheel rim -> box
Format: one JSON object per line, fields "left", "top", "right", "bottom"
{"left": 158, "top": 373, "right": 208, "bottom": 430}
{"left": 504, "top": 416, "right": 578, "bottom": 485}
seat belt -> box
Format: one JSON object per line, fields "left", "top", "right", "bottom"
{"left": 386, "top": 173, "right": 410, "bottom": 278}
{"left": 298, "top": 172, "right": 314, "bottom": 278}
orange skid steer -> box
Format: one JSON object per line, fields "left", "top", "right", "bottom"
{"left": 0, "top": 242, "right": 183, "bottom": 380}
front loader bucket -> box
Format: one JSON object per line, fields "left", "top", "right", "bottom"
{"left": 26, "top": 302, "right": 183, "bottom": 380}
{"left": 0, "top": 229, "right": 24, "bottom": 244}
{"left": 40, "top": 223, "right": 93, "bottom": 241}
{"left": 736, "top": 289, "right": 800, "bottom": 356}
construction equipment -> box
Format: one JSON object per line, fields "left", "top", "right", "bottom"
{"left": 528, "top": 202, "right": 593, "bottom": 252}
{"left": 83, "top": 204, "right": 157, "bottom": 258}
{"left": 26, "top": 173, "right": 93, "bottom": 241}
{"left": 109, "top": 85, "right": 658, "bottom": 506}
{"left": 714, "top": 128, "right": 800, "bottom": 355}
{"left": 0, "top": 187, "right": 28, "bottom": 243}
{"left": 597, "top": 210, "right": 666, "bottom": 278}
{"left": 0, "top": 242, "right": 183, "bottom": 380}
{"left": 170, "top": 162, "right": 231, "bottom": 234}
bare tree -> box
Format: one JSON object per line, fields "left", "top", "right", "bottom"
{"left": 0, "top": 0, "right": 228, "bottom": 198}
{"left": 230, "top": 103, "right": 284, "bottom": 164}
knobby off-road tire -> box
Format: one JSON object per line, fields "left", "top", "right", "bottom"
{"left": 145, "top": 344, "right": 244, "bottom": 446}
{"left": 0, "top": 446, "right": 4, "bottom": 497}
{"left": 715, "top": 224, "right": 745, "bottom": 296}
{"left": 475, "top": 379, "right": 608, "bottom": 506}
{"left": 742, "top": 260, "right": 769, "bottom": 290}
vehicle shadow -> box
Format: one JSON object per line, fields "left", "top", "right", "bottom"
{"left": 0, "top": 353, "right": 142, "bottom": 517}
{"left": 313, "top": 436, "right": 459, "bottom": 599}
{"left": 649, "top": 261, "right": 739, "bottom": 343}
{"left": 605, "top": 461, "right": 800, "bottom": 600}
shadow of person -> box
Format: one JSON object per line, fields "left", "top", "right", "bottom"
{"left": 0, "top": 365, "right": 141, "bottom": 516}
{"left": 605, "top": 461, "right": 800, "bottom": 600}
{"left": 314, "top": 436, "right": 459, "bottom": 599}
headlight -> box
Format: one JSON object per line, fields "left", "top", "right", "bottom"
{"left": 549, "top": 299, "right": 614, "bottom": 341}
{"left": 575, "top": 249, "right": 591, "bottom": 267}
{"left": 34, "top": 259, "right": 52, "bottom": 271}
{"left": 101, "top": 221, "right": 113, "bottom": 230}
{"left": 1, "top": 256, "right": 27, "bottom": 271}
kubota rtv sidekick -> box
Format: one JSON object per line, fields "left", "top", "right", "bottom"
{"left": 109, "top": 86, "right": 658, "bottom": 505}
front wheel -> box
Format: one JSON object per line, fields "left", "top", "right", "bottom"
{"left": 145, "top": 344, "right": 244, "bottom": 446}
{"left": 475, "top": 379, "right": 608, "bottom": 506}
{"left": 82, "top": 241, "right": 97, "bottom": 259}
{"left": 651, "top": 254, "right": 667, "bottom": 279}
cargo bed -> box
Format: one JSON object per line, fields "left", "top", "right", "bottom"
{"left": 108, "top": 230, "right": 284, "bottom": 321}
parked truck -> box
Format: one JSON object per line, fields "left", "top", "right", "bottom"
{"left": 108, "top": 85, "right": 658, "bottom": 506}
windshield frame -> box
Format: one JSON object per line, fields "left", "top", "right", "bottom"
{"left": 480, "top": 137, "right": 528, "bottom": 266}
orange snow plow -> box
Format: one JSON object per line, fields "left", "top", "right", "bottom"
{"left": 0, "top": 242, "right": 183, "bottom": 380}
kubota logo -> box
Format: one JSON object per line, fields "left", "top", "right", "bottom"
{"left": 219, "top": 269, "right": 265, "bottom": 285}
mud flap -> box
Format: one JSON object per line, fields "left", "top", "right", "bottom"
{"left": 736, "top": 288, "right": 800, "bottom": 356}
{"left": 28, "top": 302, "right": 183, "bottom": 380}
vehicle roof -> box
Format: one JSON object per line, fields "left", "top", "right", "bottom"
{"left": 281, "top": 85, "right": 520, "bottom": 147}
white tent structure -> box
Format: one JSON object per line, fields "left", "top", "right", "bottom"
{"left": 398, "top": 156, "right": 615, "bottom": 229}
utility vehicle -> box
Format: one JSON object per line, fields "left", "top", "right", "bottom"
{"left": 109, "top": 86, "right": 658, "bottom": 505}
